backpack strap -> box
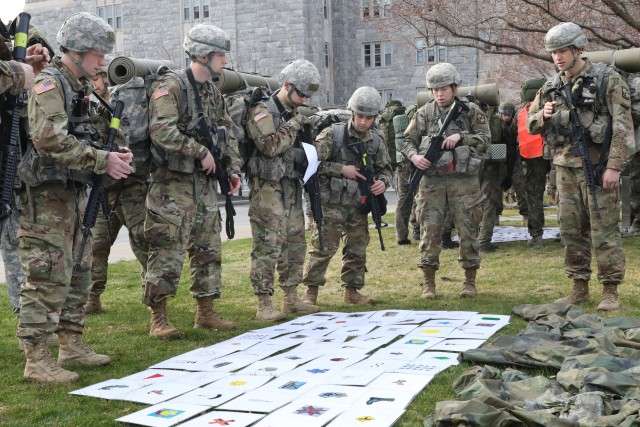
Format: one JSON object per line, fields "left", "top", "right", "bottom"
{"left": 333, "top": 122, "right": 348, "bottom": 163}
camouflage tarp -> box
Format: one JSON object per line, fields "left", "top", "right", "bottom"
{"left": 423, "top": 303, "right": 640, "bottom": 426}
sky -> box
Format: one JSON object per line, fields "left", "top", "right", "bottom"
{"left": 1, "top": 1, "right": 26, "bottom": 24}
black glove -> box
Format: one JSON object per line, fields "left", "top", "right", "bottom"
{"left": 500, "top": 175, "right": 513, "bottom": 191}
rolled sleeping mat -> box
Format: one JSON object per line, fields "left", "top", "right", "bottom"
{"left": 108, "top": 57, "right": 178, "bottom": 85}
{"left": 418, "top": 83, "right": 500, "bottom": 108}
{"left": 215, "top": 69, "right": 280, "bottom": 94}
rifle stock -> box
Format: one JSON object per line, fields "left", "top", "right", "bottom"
{"left": 73, "top": 100, "right": 125, "bottom": 273}
{"left": 353, "top": 141, "right": 385, "bottom": 251}
{"left": 299, "top": 124, "right": 324, "bottom": 250}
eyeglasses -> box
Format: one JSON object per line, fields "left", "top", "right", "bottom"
{"left": 291, "top": 85, "right": 309, "bottom": 99}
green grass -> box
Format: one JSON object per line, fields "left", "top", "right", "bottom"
{"left": 1, "top": 208, "right": 639, "bottom": 426}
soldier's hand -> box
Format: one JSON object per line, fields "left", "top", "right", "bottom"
{"left": 410, "top": 154, "right": 431, "bottom": 170}
{"left": 228, "top": 173, "right": 241, "bottom": 195}
{"left": 602, "top": 168, "right": 621, "bottom": 190}
{"left": 287, "top": 114, "right": 308, "bottom": 131}
{"left": 442, "top": 133, "right": 462, "bottom": 150}
{"left": 25, "top": 44, "right": 50, "bottom": 75}
{"left": 543, "top": 101, "right": 556, "bottom": 120}
{"left": 19, "top": 62, "right": 35, "bottom": 91}
{"left": 106, "top": 151, "right": 134, "bottom": 180}
{"left": 371, "top": 179, "right": 386, "bottom": 196}
{"left": 201, "top": 151, "right": 216, "bottom": 174}
{"left": 342, "top": 165, "right": 365, "bottom": 181}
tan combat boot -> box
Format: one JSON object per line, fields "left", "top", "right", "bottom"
{"left": 421, "top": 266, "right": 437, "bottom": 299}
{"left": 282, "top": 288, "right": 319, "bottom": 315}
{"left": 23, "top": 339, "right": 79, "bottom": 383}
{"left": 554, "top": 279, "right": 590, "bottom": 304}
{"left": 460, "top": 268, "right": 478, "bottom": 298}
{"left": 57, "top": 330, "right": 111, "bottom": 366}
{"left": 18, "top": 333, "right": 58, "bottom": 351}
{"left": 343, "top": 287, "right": 374, "bottom": 305}
{"left": 84, "top": 294, "right": 103, "bottom": 315}
{"left": 149, "top": 299, "right": 181, "bottom": 339}
{"left": 256, "top": 294, "right": 287, "bottom": 322}
{"left": 527, "top": 236, "right": 544, "bottom": 249}
{"left": 597, "top": 283, "right": 620, "bottom": 311}
{"left": 302, "top": 286, "right": 319, "bottom": 305}
{"left": 194, "top": 296, "right": 236, "bottom": 330}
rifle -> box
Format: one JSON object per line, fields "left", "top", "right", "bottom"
{"left": 73, "top": 100, "right": 125, "bottom": 273}
{"left": 352, "top": 140, "right": 386, "bottom": 251}
{"left": 400, "top": 96, "right": 470, "bottom": 211}
{"left": 560, "top": 80, "right": 601, "bottom": 220}
{"left": 0, "top": 12, "right": 30, "bottom": 221}
{"left": 187, "top": 112, "right": 236, "bottom": 239}
{"left": 299, "top": 123, "right": 324, "bottom": 250}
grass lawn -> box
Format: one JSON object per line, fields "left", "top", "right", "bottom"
{"left": 1, "top": 208, "right": 638, "bottom": 426}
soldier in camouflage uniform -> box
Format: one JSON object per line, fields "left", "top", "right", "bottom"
{"left": 245, "top": 60, "right": 321, "bottom": 321}
{"left": 527, "top": 22, "right": 636, "bottom": 311}
{"left": 517, "top": 78, "right": 550, "bottom": 249}
{"left": 302, "top": 87, "right": 392, "bottom": 306}
{"left": 403, "top": 63, "right": 490, "bottom": 299}
{"left": 17, "top": 12, "right": 133, "bottom": 383}
{"left": 143, "top": 24, "right": 241, "bottom": 338}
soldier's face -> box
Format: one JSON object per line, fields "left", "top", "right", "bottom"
{"left": 432, "top": 86, "right": 454, "bottom": 106}
{"left": 500, "top": 113, "right": 512, "bottom": 123}
{"left": 208, "top": 52, "right": 228, "bottom": 74}
{"left": 353, "top": 112, "right": 376, "bottom": 133}
{"left": 91, "top": 73, "right": 108, "bottom": 97}
{"left": 81, "top": 50, "right": 107, "bottom": 78}
{"left": 550, "top": 47, "right": 575, "bottom": 71}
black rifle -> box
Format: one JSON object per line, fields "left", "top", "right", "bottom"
{"left": 187, "top": 113, "right": 236, "bottom": 239}
{"left": 352, "top": 140, "right": 385, "bottom": 251}
{"left": 560, "top": 81, "right": 601, "bottom": 220}
{"left": 400, "top": 96, "right": 470, "bottom": 211}
{"left": 299, "top": 123, "right": 324, "bottom": 250}
{"left": 0, "top": 12, "right": 30, "bottom": 221}
{"left": 73, "top": 100, "right": 125, "bottom": 273}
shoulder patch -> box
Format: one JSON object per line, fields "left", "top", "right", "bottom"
{"left": 476, "top": 112, "right": 486, "bottom": 124}
{"left": 153, "top": 87, "right": 169, "bottom": 100}
{"left": 33, "top": 80, "right": 56, "bottom": 95}
{"left": 622, "top": 86, "right": 630, "bottom": 101}
{"left": 253, "top": 111, "right": 268, "bottom": 122}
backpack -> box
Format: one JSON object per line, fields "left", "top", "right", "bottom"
{"left": 224, "top": 86, "right": 271, "bottom": 172}
{"left": 378, "top": 100, "right": 406, "bottom": 166}
{"left": 309, "top": 108, "right": 352, "bottom": 140}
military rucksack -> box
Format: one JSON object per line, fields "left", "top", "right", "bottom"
{"left": 378, "top": 100, "right": 406, "bottom": 166}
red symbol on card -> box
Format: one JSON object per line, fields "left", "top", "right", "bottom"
{"left": 209, "top": 419, "right": 234, "bottom": 425}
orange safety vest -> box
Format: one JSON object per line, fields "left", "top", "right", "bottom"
{"left": 518, "top": 103, "right": 543, "bottom": 159}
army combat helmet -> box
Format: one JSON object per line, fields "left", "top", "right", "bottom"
{"left": 57, "top": 12, "right": 115, "bottom": 54}
{"left": 426, "top": 63, "right": 461, "bottom": 89}
{"left": 184, "top": 24, "right": 230, "bottom": 76}
{"left": 544, "top": 22, "right": 588, "bottom": 52}
{"left": 348, "top": 86, "right": 382, "bottom": 117}
{"left": 279, "top": 59, "right": 321, "bottom": 98}
{"left": 498, "top": 101, "right": 515, "bottom": 116}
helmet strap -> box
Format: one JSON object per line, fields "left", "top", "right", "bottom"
{"left": 191, "top": 53, "right": 219, "bottom": 79}
{"left": 65, "top": 51, "right": 92, "bottom": 79}
{"left": 566, "top": 47, "right": 580, "bottom": 71}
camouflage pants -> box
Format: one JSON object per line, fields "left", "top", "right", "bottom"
{"left": 143, "top": 174, "right": 223, "bottom": 305}
{"left": 557, "top": 165, "right": 625, "bottom": 283}
{"left": 302, "top": 203, "right": 370, "bottom": 289}
{"left": 249, "top": 177, "right": 306, "bottom": 295}
{"left": 628, "top": 151, "right": 640, "bottom": 227}
{"left": 16, "top": 183, "right": 92, "bottom": 344}
{"left": 523, "top": 157, "right": 550, "bottom": 238}
{"left": 478, "top": 162, "right": 506, "bottom": 246}
{"left": 1, "top": 202, "right": 25, "bottom": 316}
{"left": 394, "top": 163, "right": 419, "bottom": 241}
{"left": 91, "top": 179, "right": 149, "bottom": 296}
{"left": 512, "top": 159, "right": 528, "bottom": 216}
{"left": 417, "top": 173, "right": 484, "bottom": 270}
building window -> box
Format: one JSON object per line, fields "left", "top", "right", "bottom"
{"left": 203, "top": 0, "right": 210, "bottom": 18}
{"left": 97, "top": 2, "right": 122, "bottom": 29}
{"left": 324, "top": 0, "right": 328, "bottom": 19}
{"left": 364, "top": 42, "right": 391, "bottom": 68}
{"left": 415, "top": 38, "right": 425, "bottom": 64}
{"left": 183, "top": 0, "right": 190, "bottom": 20}
{"left": 105, "top": 5, "right": 113, "bottom": 27}
{"left": 97, "top": 7, "right": 104, "bottom": 19}
{"left": 115, "top": 4, "right": 122, "bottom": 30}
{"left": 362, "top": 0, "right": 370, "bottom": 18}
{"left": 324, "top": 43, "right": 329, "bottom": 68}
{"left": 379, "top": 89, "right": 393, "bottom": 102}
{"left": 438, "top": 39, "right": 446, "bottom": 62}
{"left": 363, "top": 0, "right": 390, "bottom": 18}
{"left": 194, "top": 3, "right": 200, "bottom": 19}
{"left": 383, "top": 0, "right": 391, "bottom": 17}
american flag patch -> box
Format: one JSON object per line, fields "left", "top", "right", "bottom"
{"left": 153, "top": 87, "right": 169, "bottom": 99}
{"left": 253, "top": 111, "right": 268, "bottom": 122}
{"left": 33, "top": 80, "right": 56, "bottom": 95}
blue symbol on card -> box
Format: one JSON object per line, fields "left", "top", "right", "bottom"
{"left": 307, "top": 368, "right": 330, "bottom": 374}
{"left": 280, "top": 381, "right": 306, "bottom": 390}
{"left": 405, "top": 339, "right": 428, "bottom": 345}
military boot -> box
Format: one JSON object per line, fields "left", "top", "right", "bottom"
{"left": 412, "top": 227, "right": 421, "bottom": 241}
{"left": 194, "top": 296, "right": 236, "bottom": 330}
{"left": 421, "top": 266, "right": 437, "bottom": 299}
{"left": 18, "top": 333, "right": 58, "bottom": 351}
{"left": 23, "top": 340, "right": 79, "bottom": 383}
{"left": 57, "top": 330, "right": 110, "bottom": 366}
{"left": 149, "top": 299, "right": 181, "bottom": 339}
{"left": 554, "top": 279, "right": 590, "bottom": 304}
{"left": 460, "top": 268, "right": 478, "bottom": 298}
{"left": 302, "top": 286, "right": 319, "bottom": 306}
{"left": 84, "top": 294, "right": 103, "bottom": 315}
{"left": 527, "top": 236, "right": 544, "bottom": 249}
{"left": 282, "top": 288, "right": 319, "bottom": 315}
{"left": 597, "top": 283, "right": 620, "bottom": 311}
{"left": 343, "top": 287, "right": 374, "bottom": 305}
{"left": 440, "top": 231, "right": 459, "bottom": 249}
{"left": 256, "top": 294, "right": 287, "bottom": 322}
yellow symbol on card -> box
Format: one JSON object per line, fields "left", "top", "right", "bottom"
{"left": 356, "top": 415, "right": 375, "bottom": 421}
{"left": 421, "top": 329, "right": 441, "bottom": 334}
{"left": 230, "top": 380, "right": 247, "bottom": 386}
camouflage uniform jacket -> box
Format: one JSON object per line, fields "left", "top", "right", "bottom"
{"left": 527, "top": 59, "right": 635, "bottom": 171}
{"left": 402, "top": 99, "right": 491, "bottom": 171}
{"left": 0, "top": 60, "right": 25, "bottom": 96}
{"left": 27, "top": 57, "right": 109, "bottom": 175}
{"left": 315, "top": 120, "right": 392, "bottom": 194}
{"left": 148, "top": 69, "right": 242, "bottom": 180}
